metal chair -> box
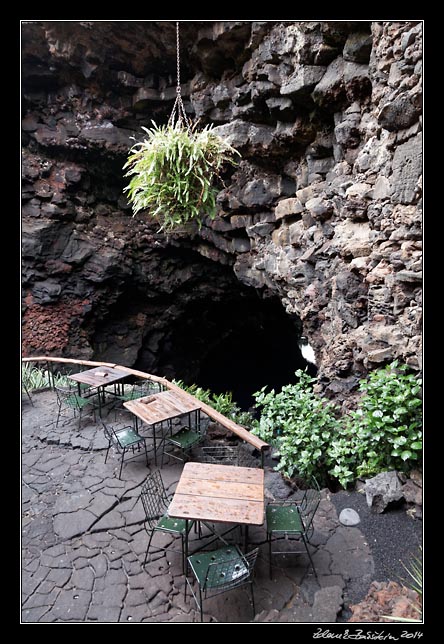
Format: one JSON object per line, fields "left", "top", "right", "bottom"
{"left": 161, "top": 410, "right": 204, "bottom": 465}
{"left": 113, "top": 379, "right": 163, "bottom": 422}
{"left": 102, "top": 421, "right": 148, "bottom": 479}
{"left": 185, "top": 545, "right": 259, "bottom": 622}
{"left": 198, "top": 444, "right": 239, "bottom": 466}
{"left": 266, "top": 477, "right": 321, "bottom": 579}
{"left": 117, "top": 379, "right": 162, "bottom": 402}
{"left": 140, "top": 470, "right": 194, "bottom": 572}
{"left": 55, "top": 386, "right": 97, "bottom": 428}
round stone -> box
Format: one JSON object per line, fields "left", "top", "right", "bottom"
{"left": 339, "top": 507, "right": 360, "bottom": 526}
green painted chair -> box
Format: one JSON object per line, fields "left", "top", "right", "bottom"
{"left": 266, "top": 477, "right": 321, "bottom": 579}
{"left": 185, "top": 545, "right": 259, "bottom": 622}
{"left": 161, "top": 410, "right": 204, "bottom": 465}
{"left": 102, "top": 421, "right": 148, "bottom": 479}
{"left": 55, "top": 385, "right": 97, "bottom": 428}
{"left": 117, "top": 379, "right": 163, "bottom": 402}
{"left": 140, "top": 469, "right": 194, "bottom": 572}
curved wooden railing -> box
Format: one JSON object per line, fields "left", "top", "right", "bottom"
{"left": 22, "top": 356, "right": 270, "bottom": 454}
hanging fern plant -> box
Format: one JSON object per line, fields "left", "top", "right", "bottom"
{"left": 123, "top": 120, "right": 240, "bottom": 232}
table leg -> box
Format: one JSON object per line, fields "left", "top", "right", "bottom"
{"left": 184, "top": 519, "right": 189, "bottom": 574}
{"left": 153, "top": 423, "right": 157, "bottom": 466}
{"left": 244, "top": 525, "right": 249, "bottom": 553}
{"left": 97, "top": 386, "right": 102, "bottom": 418}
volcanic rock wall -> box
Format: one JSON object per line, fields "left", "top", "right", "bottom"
{"left": 21, "top": 21, "right": 422, "bottom": 397}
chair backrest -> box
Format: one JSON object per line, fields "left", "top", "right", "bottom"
{"left": 101, "top": 421, "right": 123, "bottom": 449}
{"left": 140, "top": 470, "right": 169, "bottom": 530}
{"left": 131, "top": 380, "right": 153, "bottom": 398}
{"left": 299, "top": 478, "right": 321, "bottom": 533}
{"left": 204, "top": 547, "right": 259, "bottom": 594}
{"left": 199, "top": 445, "right": 239, "bottom": 466}
{"left": 55, "top": 385, "right": 79, "bottom": 407}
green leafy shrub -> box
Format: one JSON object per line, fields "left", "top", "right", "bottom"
{"left": 251, "top": 362, "right": 422, "bottom": 488}
{"left": 123, "top": 121, "right": 240, "bottom": 232}
{"left": 251, "top": 371, "right": 342, "bottom": 484}
{"left": 351, "top": 360, "right": 422, "bottom": 477}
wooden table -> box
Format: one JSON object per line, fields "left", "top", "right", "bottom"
{"left": 123, "top": 390, "right": 201, "bottom": 464}
{"left": 69, "top": 365, "right": 128, "bottom": 416}
{"left": 168, "top": 462, "right": 265, "bottom": 558}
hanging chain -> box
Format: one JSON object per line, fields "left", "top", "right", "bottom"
{"left": 168, "top": 21, "right": 191, "bottom": 130}
{"left": 176, "top": 20, "right": 181, "bottom": 97}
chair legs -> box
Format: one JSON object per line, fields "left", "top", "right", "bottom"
{"left": 268, "top": 532, "right": 272, "bottom": 579}
{"left": 250, "top": 581, "right": 256, "bottom": 618}
{"left": 268, "top": 532, "right": 317, "bottom": 579}
{"left": 302, "top": 534, "right": 318, "bottom": 579}
{"left": 143, "top": 530, "right": 156, "bottom": 567}
{"left": 143, "top": 530, "right": 187, "bottom": 574}
{"left": 106, "top": 439, "right": 147, "bottom": 480}
{"left": 199, "top": 586, "right": 203, "bottom": 622}
{"left": 185, "top": 576, "right": 256, "bottom": 622}
{"left": 55, "top": 405, "right": 62, "bottom": 428}
{"left": 119, "top": 449, "right": 126, "bottom": 479}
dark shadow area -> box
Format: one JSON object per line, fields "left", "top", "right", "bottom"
{"left": 157, "top": 293, "right": 317, "bottom": 409}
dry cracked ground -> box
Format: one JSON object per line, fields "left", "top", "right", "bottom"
{"left": 22, "top": 390, "right": 375, "bottom": 623}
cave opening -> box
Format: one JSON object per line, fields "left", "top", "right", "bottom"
{"left": 150, "top": 287, "right": 317, "bottom": 410}
{"left": 90, "top": 246, "right": 317, "bottom": 411}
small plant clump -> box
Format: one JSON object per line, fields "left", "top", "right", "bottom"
{"left": 22, "top": 363, "right": 71, "bottom": 390}
{"left": 172, "top": 380, "right": 254, "bottom": 427}
{"left": 123, "top": 121, "right": 240, "bottom": 232}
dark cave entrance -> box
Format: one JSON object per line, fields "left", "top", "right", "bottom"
{"left": 91, "top": 247, "right": 317, "bottom": 410}
{"left": 153, "top": 290, "right": 317, "bottom": 410}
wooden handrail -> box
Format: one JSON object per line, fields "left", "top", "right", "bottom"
{"left": 22, "top": 356, "right": 270, "bottom": 452}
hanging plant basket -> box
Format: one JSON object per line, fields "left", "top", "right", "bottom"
{"left": 123, "top": 22, "right": 240, "bottom": 233}
{"left": 123, "top": 120, "right": 240, "bottom": 233}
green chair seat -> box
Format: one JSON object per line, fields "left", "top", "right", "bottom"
{"left": 115, "top": 427, "right": 144, "bottom": 447}
{"left": 266, "top": 504, "right": 304, "bottom": 533}
{"left": 185, "top": 545, "right": 259, "bottom": 621}
{"left": 157, "top": 514, "right": 189, "bottom": 534}
{"left": 117, "top": 391, "right": 141, "bottom": 402}
{"left": 102, "top": 422, "right": 148, "bottom": 480}
{"left": 66, "top": 394, "right": 93, "bottom": 409}
{"left": 188, "top": 545, "right": 248, "bottom": 590}
{"left": 167, "top": 428, "right": 202, "bottom": 450}
{"left": 266, "top": 478, "right": 321, "bottom": 580}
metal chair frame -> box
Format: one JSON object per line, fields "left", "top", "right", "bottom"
{"left": 185, "top": 545, "right": 259, "bottom": 622}
{"left": 266, "top": 478, "right": 321, "bottom": 579}
{"left": 22, "top": 381, "right": 33, "bottom": 405}
{"left": 198, "top": 444, "right": 239, "bottom": 466}
{"left": 102, "top": 421, "right": 148, "bottom": 479}
{"left": 55, "top": 385, "right": 97, "bottom": 428}
{"left": 161, "top": 409, "right": 204, "bottom": 465}
{"left": 140, "top": 469, "right": 194, "bottom": 572}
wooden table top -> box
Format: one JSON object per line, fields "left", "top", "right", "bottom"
{"left": 168, "top": 462, "right": 265, "bottom": 526}
{"left": 123, "top": 390, "right": 201, "bottom": 426}
{"left": 69, "top": 365, "right": 128, "bottom": 388}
